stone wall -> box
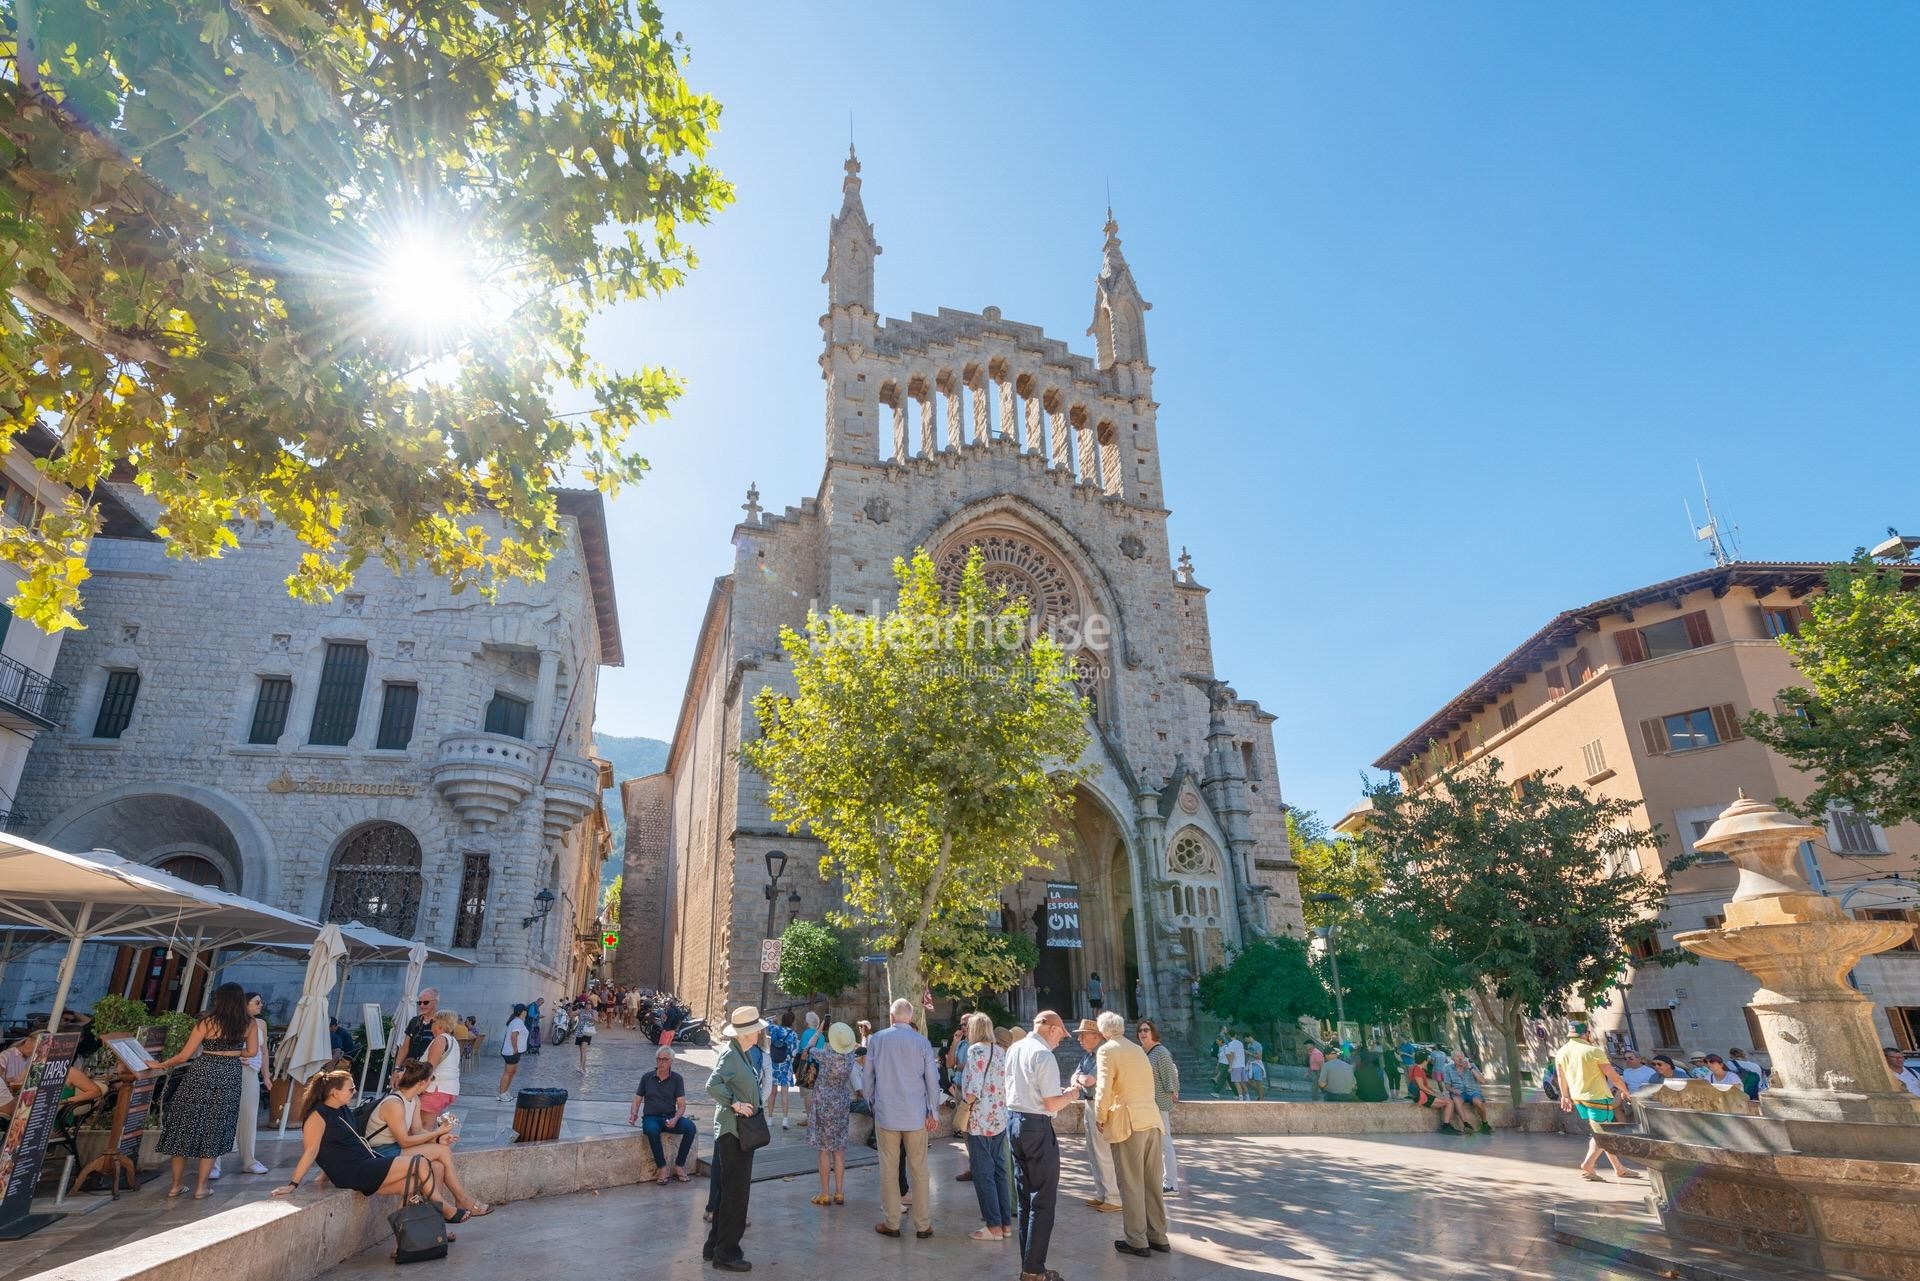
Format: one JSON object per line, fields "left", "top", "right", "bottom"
{"left": 615, "top": 772, "right": 672, "bottom": 988}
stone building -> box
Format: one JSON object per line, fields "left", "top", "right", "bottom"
{"left": 1352, "top": 561, "right": 1920, "bottom": 1067}
{"left": 622, "top": 152, "right": 1303, "bottom": 1029}
{"left": 5, "top": 486, "right": 621, "bottom": 1023}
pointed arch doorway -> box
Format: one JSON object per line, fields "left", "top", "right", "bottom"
{"left": 1014, "top": 783, "right": 1138, "bottom": 1021}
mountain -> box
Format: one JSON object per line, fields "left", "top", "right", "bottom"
{"left": 592, "top": 731, "right": 670, "bottom": 891}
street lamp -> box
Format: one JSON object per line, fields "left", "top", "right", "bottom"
{"left": 760, "top": 849, "right": 789, "bottom": 1010}
{"left": 1311, "top": 891, "right": 1348, "bottom": 1032}
{"left": 787, "top": 889, "right": 802, "bottom": 924}
{"left": 521, "top": 887, "right": 556, "bottom": 929}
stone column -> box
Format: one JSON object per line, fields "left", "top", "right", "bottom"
{"left": 919, "top": 394, "right": 937, "bottom": 456}
{"left": 1131, "top": 796, "right": 1165, "bottom": 1023}
{"left": 944, "top": 382, "right": 966, "bottom": 450}
{"left": 528, "top": 647, "right": 561, "bottom": 744}
{"left": 1047, "top": 404, "right": 1068, "bottom": 471}
{"left": 998, "top": 376, "right": 1019, "bottom": 447}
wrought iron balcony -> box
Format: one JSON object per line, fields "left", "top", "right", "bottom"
{"left": 0, "top": 652, "right": 68, "bottom": 733}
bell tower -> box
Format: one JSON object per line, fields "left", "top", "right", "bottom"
{"left": 821, "top": 147, "right": 882, "bottom": 463}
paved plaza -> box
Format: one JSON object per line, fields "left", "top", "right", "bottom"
{"left": 12, "top": 1024, "right": 1654, "bottom": 1281}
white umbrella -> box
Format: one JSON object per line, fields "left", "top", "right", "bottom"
{"left": 275, "top": 923, "right": 346, "bottom": 1134}
{"left": 372, "top": 940, "right": 427, "bottom": 1096}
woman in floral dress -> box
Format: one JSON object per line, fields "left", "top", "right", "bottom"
{"left": 807, "top": 1021, "right": 857, "bottom": 1206}
{"left": 960, "top": 1012, "right": 1012, "bottom": 1240}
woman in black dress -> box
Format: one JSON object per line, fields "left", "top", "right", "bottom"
{"left": 155, "top": 983, "right": 259, "bottom": 1199}
{"left": 271, "top": 1069, "right": 479, "bottom": 1220}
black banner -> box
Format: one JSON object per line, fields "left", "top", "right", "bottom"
{"left": 117, "top": 1076, "right": 157, "bottom": 1160}
{"left": 1044, "top": 882, "right": 1082, "bottom": 949}
{"left": 0, "top": 1030, "right": 80, "bottom": 1233}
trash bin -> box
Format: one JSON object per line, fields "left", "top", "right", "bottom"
{"left": 513, "top": 1087, "right": 568, "bottom": 1143}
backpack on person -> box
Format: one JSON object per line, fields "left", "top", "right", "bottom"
{"left": 351, "top": 1093, "right": 387, "bottom": 1137}
{"left": 771, "top": 1035, "right": 790, "bottom": 1066}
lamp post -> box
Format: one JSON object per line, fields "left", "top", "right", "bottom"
{"left": 521, "top": 887, "right": 556, "bottom": 929}
{"left": 1311, "top": 891, "right": 1347, "bottom": 1032}
{"left": 759, "top": 849, "right": 789, "bottom": 1011}
{"left": 788, "top": 889, "right": 802, "bottom": 925}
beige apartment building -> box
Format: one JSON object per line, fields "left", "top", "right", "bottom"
{"left": 1366, "top": 561, "right": 1920, "bottom": 1069}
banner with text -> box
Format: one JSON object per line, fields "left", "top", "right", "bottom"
{"left": 1044, "top": 883, "right": 1082, "bottom": 949}
{"left": 0, "top": 1030, "right": 81, "bottom": 1235}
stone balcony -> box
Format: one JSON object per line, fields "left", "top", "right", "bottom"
{"left": 431, "top": 731, "right": 539, "bottom": 831}
{"left": 542, "top": 751, "right": 599, "bottom": 845}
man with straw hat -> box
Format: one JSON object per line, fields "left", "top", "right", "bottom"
{"left": 703, "top": 1005, "right": 767, "bottom": 1272}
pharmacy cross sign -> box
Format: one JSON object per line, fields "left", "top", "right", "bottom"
{"left": 602, "top": 932, "right": 619, "bottom": 948}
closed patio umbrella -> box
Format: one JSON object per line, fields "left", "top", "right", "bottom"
{"left": 274, "top": 923, "right": 346, "bottom": 1134}
{"left": 372, "top": 940, "right": 427, "bottom": 1095}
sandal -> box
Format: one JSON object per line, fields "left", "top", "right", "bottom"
{"left": 446, "top": 1208, "right": 472, "bottom": 1223}
{"left": 466, "top": 1204, "right": 493, "bottom": 1217}
{"left": 833, "top": 1194, "right": 844, "bottom": 1205}
{"left": 811, "top": 1194, "right": 834, "bottom": 1206}
{"left": 657, "top": 1171, "right": 671, "bottom": 1186}
{"left": 673, "top": 1169, "right": 691, "bottom": 1183}
{"left": 1581, "top": 1170, "right": 1605, "bottom": 1182}
{"left": 166, "top": 1186, "right": 185, "bottom": 1199}
{"left": 193, "top": 1190, "right": 212, "bottom": 1200}
{"left": 970, "top": 1227, "right": 999, "bottom": 1241}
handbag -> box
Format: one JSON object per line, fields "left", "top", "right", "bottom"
{"left": 735, "top": 1108, "right": 772, "bottom": 1153}
{"left": 795, "top": 1052, "right": 820, "bottom": 1090}
{"left": 387, "top": 1155, "right": 449, "bottom": 1264}
{"left": 951, "top": 1095, "right": 973, "bottom": 1135}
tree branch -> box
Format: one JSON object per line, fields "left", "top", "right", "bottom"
{"left": 10, "top": 0, "right": 41, "bottom": 94}
{"left": 7, "top": 284, "right": 173, "bottom": 368}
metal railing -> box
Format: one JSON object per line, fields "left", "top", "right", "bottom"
{"left": 0, "top": 651, "right": 67, "bottom": 726}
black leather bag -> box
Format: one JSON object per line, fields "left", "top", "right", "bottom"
{"left": 388, "top": 1156, "right": 449, "bottom": 1264}
{"left": 735, "top": 1108, "right": 772, "bottom": 1153}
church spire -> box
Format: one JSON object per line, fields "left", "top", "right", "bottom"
{"left": 823, "top": 145, "right": 881, "bottom": 310}
{"left": 1088, "top": 206, "right": 1150, "bottom": 369}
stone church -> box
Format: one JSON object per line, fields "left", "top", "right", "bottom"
{"left": 619, "top": 152, "right": 1302, "bottom": 1032}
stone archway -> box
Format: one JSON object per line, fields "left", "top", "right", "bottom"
{"left": 38, "top": 782, "right": 280, "bottom": 903}
{"left": 1012, "top": 782, "right": 1137, "bottom": 1022}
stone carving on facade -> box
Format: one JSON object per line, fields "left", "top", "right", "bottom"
{"left": 1118, "top": 532, "right": 1146, "bottom": 561}
{"left": 933, "top": 530, "right": 1079, "bottom": 634}
{"left": 863, "top": 496, "right": 893, "bottom": 525}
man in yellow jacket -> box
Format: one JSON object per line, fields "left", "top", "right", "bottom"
{"left": 1093, "top": 1010, "right": 1170, "bottom": 1257}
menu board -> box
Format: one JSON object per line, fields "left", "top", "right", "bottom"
{"left": 117, "top": 1075, "right": 158, "bottom": 1160}
{"left": 103, "top": 1033, "right": 159, "bottom": 1074}
{"left": 0, "top": 1031, "right": 81, "bottom": 1236}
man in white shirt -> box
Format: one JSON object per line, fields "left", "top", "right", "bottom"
{"left": 1223, "top": 1033, "right": 1248, "bottom": 1100}
{"left": 1885, "top": 1048, "right": 1920, "bottom": 1098}
{"left": 1618, "top": 1050, "right": 1658, "bottom": 1091}
{"left": 1005, "top": 1011, "right": 1080, "bottom": 1281}
{"left": 497, "top": 1003, "right": 529, "bottom": 1100}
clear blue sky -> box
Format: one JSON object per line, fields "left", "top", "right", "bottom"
{"left": 587, "top": 3, "right": 1920, "bottom": 824}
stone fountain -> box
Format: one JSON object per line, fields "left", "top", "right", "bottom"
{"left": 1558, "top": 793, "right": 1920, "bottom": 1281}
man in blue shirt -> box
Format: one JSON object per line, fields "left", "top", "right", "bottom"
{"left": 865, "top": 998, "right": 941, "bottom": 1239}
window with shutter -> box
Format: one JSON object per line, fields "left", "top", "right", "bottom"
{"left": 1545, "top": 666, "right": 1566, "bottom": 698}
{"left": 1638, "top": 614, "right": 1711, "bottom": 659}
{"left": 1831, "top": 809, "right": 1886, "bottom": 854}
{"left": 1614, "top": 628, "right": 1648, "bottom": 665}
{"left": 1857, "top": 909, "right": 1917, "bottom": 951}
{"left": 1581, "top": 739, "right": 1607, "bottom": 779}
{"left": 375, "top": 683, "right": 419, "bottom": 750}
{"left": 1683, "top": 610, "right": 1715, "bottom": 648}
{"left": 247, "top": 676, "right": 294, "bottom": 744}
{"left": 1567, "top": 648, "right": 1594, "bottom": 686}
{"left": 1708, "top": 703, "right": 1745, "bottom": 744}
{"left": 1639, "top": 717, "right": 1670, "bottom": 755}
{"left": 1499, "top": 701, "right": 1517, "bottom": 730}
{"left": 1452, "top": 732, "right": 1471, "bottom": 763}
{"left": 92, "top": 669, "right": 141, "bottom": 738}
{"left": 1663, "top": 707, "right": 1720, "bottom": 751}
{"left": 485, "top": 691, "right": 530, "bottom": 738}
{"left": 308, "top": 642, "right": 370, "bottom": 745}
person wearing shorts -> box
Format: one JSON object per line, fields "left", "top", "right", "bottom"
{"left": 1443, "top": 1052, "right": 1491, "bottom": 1134}
{"left": 573, "top": 998, "right": 598, "bottom": 1073}
{"left": 497, "top": 1004, "right": 528, "bottom": 1101}
{"left": 1553, "top": 1021, "right": 1641, "bottom": 1182}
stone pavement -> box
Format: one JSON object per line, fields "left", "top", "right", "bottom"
{"left": 317, "top": 1128, "right": 1656, "bottom": 1281}
{"left": 4, "top": 1022, "right": 766, "bottom": 1281}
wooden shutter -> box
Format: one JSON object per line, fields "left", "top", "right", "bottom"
{"left": 1683, "top": 610, "right": 1714, "bottom": 649}
{"left": 1568, "top": 648, "right": 1593, "bottom": 685}
{"left": 1639, "top": 717, "right": 1669, "bottom": 755}
{"left": 1710, "top": 703, "right": 1744, "bottom": 742}
{"left": 1545, "top": 665, "right": 1565, "bottom": 698}
{"left": 1614, "top": 628, "right": 1647, "bottom": 665}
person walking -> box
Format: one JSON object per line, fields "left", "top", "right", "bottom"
{"left": 1094, "top": 1012, "right": 1169, "bottom": 1259}
{"left": 1135, "top": 1019, "right": 1181, "bottom": 1195}
{"left": 767, "top": 1012, "right": 799, "bottom": 1130}
{"left": 496, "top": 1004, "right": 529, "bottom": 1100}
{"left": 631, "top": 1046, "right": 697, "bottom": 1183}
{"left": 1070, "top": 1018, "right": 1121, "bottom": 1213}
{"left": 228, "top": 991, "right": 271, "bottom": 1175}
{"left": 1553, "top": 1021, "right": 1643, "bottom": 1183}
{"left": 958, "top": 1012, "right": 1012, "bottom": 1240}
{"left": 807, "top": 1021, "right": 857, "bottom": 1206}
{"left": 704, "top": 1006, "right": 767, "bottom": 1273}
{"left": 572, "top": 996, "right": 597, "bottom": 1073}
{"left": 1006, "top": 1012, "right": 1079, "bottom": 1281}
{"left": 867, "top": 998, "right": 941, "bottom": 1240}
{"left": 1087, "top": 972, "right": 1104, "bottom": 1013}
{"left": 1222, "top": 1028, "right": 1249, "bottom": 1100}
{"left": 155, "top": 983, "right": 259, "bottom": 1199}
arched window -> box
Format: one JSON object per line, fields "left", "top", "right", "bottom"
{"left": 155, "top": 854, "right": 226, "bottom": 890}
{"left": 323, "top": 823, "right": 423, "bottom": 938}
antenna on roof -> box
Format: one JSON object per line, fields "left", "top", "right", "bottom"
{"left": 1684, "top": 464, "right": 1740, "bottom": 568}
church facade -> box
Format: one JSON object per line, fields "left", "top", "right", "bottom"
{"left": 621, "top": 154, "right": 1302, "bottom": 1030}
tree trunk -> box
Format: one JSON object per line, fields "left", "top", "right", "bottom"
{"left": 1502, "top": 1002, "right": 1526, "bottom": 1114}
{"left": 887, "top": 832, "right": 955, "bottom": 1035}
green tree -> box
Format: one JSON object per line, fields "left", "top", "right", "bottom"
{"left": 1289, "top": 808, "right": 1380, "bottom": 929}
{"left": 1745, "top": 554, "right": 1920, "bottom": 826}
{"left": 1198, "top": 934, "right": 1328, "bottom": 1035}
{"left": 1, "top": 0, "right": 731, "bottom": 629}
{"left": 775, "top": 919, "right": 860, "bottom": 1006}
{"left": 923, "top": 917, "right": 1040, "bottom": 1003}
{"left": 742, "top": 548, "right": 1091, "bottom": 1020}
{"left": 1312, "top": 918, "right": 1451, "bottom": 1030}
{"left": 1359, "top": 758, "right": 1684, "bottom": 1109}
{"left": 601, "top": 873, "right": 621, "bottom": 931}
